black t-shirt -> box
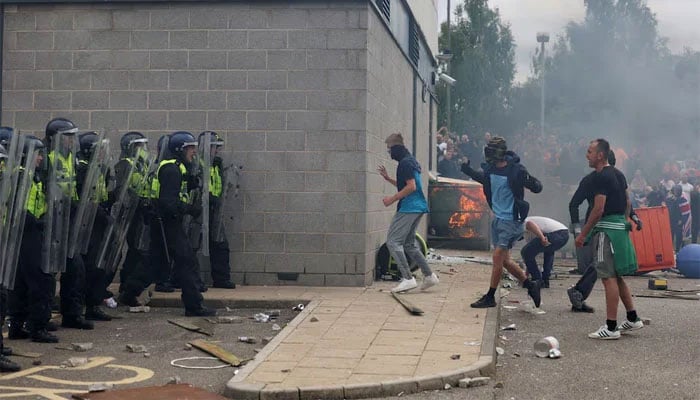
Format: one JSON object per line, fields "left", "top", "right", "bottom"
{"left": 591, "top": 165, "right": 627, "bottom": 216}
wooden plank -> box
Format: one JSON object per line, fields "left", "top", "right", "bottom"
{"left": 72, "top": 383, "right": 228, "bottom": 400}
{"left": 633, "top": 293, "right": 699, "bottom": 301}
{"left": 167, "top": 319, "right": 214, "bottom": 336}
{"left": 391, "top": 292, "right": 424, "bottom": 315}
{"left": 189, "top": 339, "right": 241, "bottom": 367}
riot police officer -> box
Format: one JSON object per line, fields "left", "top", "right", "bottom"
{"left": 75, "top": 132, "right": 114, "bottom": 321}
{"left": 113, "top": 132, "right": 151, "bottom": 293}
{"left": 121, "top": 132, "right": 215, "bottom": 316}
{"left": 44, "top": 118, "right": 93, "bottom": 330}
{"left": 198, "top": 131, "right": 235, "bottom": 289}
{"left": 7, "top": 135, "right": 58, "bottom": 344}
{"left": 0, "top": 142, "right": 20, "bottom": 369}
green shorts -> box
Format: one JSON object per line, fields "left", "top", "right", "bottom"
{"left": 592, "top": 232, "right": 618, "bottom": 279}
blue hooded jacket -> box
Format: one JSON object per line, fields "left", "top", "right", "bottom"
{"left": 461, "top": 150, "right": 542, "bottom": 222}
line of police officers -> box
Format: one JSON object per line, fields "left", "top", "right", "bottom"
{"left": 0, "top": 118, "right": 237, "bottom": 372}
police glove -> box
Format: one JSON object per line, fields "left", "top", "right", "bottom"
{"left": 631, "top": 214, "right": 642, "bottom": 231}
{"left": 187, "top": 174, "right": 202, "bottom": 192}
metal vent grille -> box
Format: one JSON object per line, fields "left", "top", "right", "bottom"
{"left": 376, "top": 0, "right": 390, "bottom": 21}
{"left": 409, "top": 18, "right": 420, "bottom": 65}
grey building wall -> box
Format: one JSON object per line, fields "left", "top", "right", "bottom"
{"left": 1, "top": 0, "right": 435, "bottom": 287}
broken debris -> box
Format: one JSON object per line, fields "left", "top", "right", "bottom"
{"left": 459, "top": 377, "right": 491, "bottom": 388}
{"left": 63, "top": 357, "right": 88, "bottom": 368}
{"left": 129, "top": 305, "right": 150, "bottom": 313}
{"left": 125, "top": 344, "right": 148, "bottom": 353}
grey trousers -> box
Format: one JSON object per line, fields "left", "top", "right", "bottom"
{"left": 386, "top": 213, "right": 432, "bottom": 280}
{"left": 574, "top": 240, "right": 597, "bottom": 300}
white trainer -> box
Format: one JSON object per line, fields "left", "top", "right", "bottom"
{"left": 391, "top": 277, "right": 418, "bottom": 293}
{"left": 420, "top": 273, "right": 439, "bottom": 291}
{"left": 617, "top": 319, "right": 643, "bottom": 333}
{"left": 588, "top": 325, "right": 621, "bottom": 340}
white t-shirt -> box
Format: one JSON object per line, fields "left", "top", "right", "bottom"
{"left": 525, "top": 216, "right": 567, "bottom": 233}
{"left": 681, "top": 183, "right": 693, "bottom": 198}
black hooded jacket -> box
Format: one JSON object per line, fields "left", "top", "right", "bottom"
{"left": 461, "top": 150, "right": 542, "bottom": 222}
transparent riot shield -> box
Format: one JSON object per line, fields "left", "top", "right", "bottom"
{"left": 68, "top": 132, "right": 109, "bottom": 258}
{"left": 0, "top": 133, "right": 22, "bottom": 276}
{"left": 211, "top": 152, "right": 242, "bottom": 243}
{"left": 96, "top": 153, "right": 153, "bottom": 273}
{"left": 42, "top": 132, "right": 75, "bottom": 274}
{"left": 200, "top": 132, "right": 211, "bottom": 257}
{"left": 183, "top": 142, "right": 203, "bottom": 253}
{"left": 1, "top": 138, "right": 38, "bottom": 289}
{"left": 79, "top": 140, "right": 113, "bottom": 256}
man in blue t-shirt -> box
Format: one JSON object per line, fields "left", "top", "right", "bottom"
{"left": 461, "top": 136, "right": 543, "bottom": 308}
{"left": 378, "top": 133, "right": 439, "bottom": 293}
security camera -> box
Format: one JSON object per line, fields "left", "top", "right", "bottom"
{"left": 439, "top": 73, "right": 457, "bottom": 86}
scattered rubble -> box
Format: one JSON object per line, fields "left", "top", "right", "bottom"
{"left": 450, "top": 354, "right": 461, "bottom": 360}
{"left": 215, "top": 316, "right": 243, "bottom": 324}
{"left": 309, "top": 316, "right": 319, "bottom": 322}
{"left": 71, "top": 343, "right": 93, "bottom": 352}
{"left": 62, "top": 357, "right": 88, "bottom": 368}
{"left": 88, "top": 383, "right": 113, "bottom": 392}
{"left": 125, "top": 344, "right": 148, "bottom": 353}
{"left": 253, "top": 313, "right": 270, "bottom": 323}
{"left": 271, "top": 324, "right": 281, "bottom": 331}
{"left": 501, "top": 324, "right": 516, "bottom": 331}
{"left": 238, "top": 336, "right": 257, "bottom": 344}
{"left": 459, "top": 377, "right": 491, "bottom": 388}
{"left": 167, "top": 376, "right": 182, "bottom": 385}
{"left": 129, "top": 306, "right": 150, "bottom": 313}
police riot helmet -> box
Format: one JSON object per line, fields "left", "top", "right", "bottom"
{"left": 198, "top": 131, "right": 224, "bottom": 147}
{"left": 45, "top": 117, "right": 78, "bottom": 138}
{"left": 22, "top": 135, "right": 45, "bottom": 156}
{"left": 120, "top": 131, "right": 148, "bottom": 154}
{"left": 0, "top": 127, "right": 14, "bottom": 146}
{"left": 168, "top": 131, "right": 197, "bottom": 157}
{"left": 78, "top": 131, "right": 100, "bottom": 159}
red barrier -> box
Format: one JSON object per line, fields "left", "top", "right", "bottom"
{"left": 630, "top": 206, "right": 675, "bottom": 273}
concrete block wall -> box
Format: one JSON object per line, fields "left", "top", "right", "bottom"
{"left": 2, "top": 1, "right": 433, "bottom": 287}
{"left": 365, "top": 8, "right": 433, "bottom": 274}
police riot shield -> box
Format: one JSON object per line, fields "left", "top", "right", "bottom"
{"left": 199, "top": 132, "right": 211, "bottom": 257}
{"left": 68, "top": 132, "right": 109, "bottom": 258}
{"left": 79, "top": 138, "right": 113, "bottom": 256}
{"left": 211, "top": 152, "right": 242, "bottom": 243}
{"left": 42, "top": 131, "right": 75, "bottom": 274}
{"left": 96, "top": 153, "right": 153, "bottom": 273}
{"left": 183, "top": 142, "right": 203, "bottom": 253}
{"left": 1, "top": 138, "right": 38, "bottom": 289}
{"left": 135, "top": 135, "right": 169, "bottom": 252}
{"left": 0, "top": 133, "right": 21, "bottom": 276}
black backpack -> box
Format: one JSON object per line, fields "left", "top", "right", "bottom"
{"left": 375, "top": 235, "right": 427, "bottom": 281}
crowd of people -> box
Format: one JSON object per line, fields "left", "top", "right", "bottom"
{"left": 0, "top": 119, "right": 238, "bottom": 372}
{"left": 436, "top": 126, "right": 700, "bottom": 252}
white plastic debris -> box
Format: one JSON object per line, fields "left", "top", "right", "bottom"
{"left": 103, "top": 297, "right": 118, "bottom": 309}
{"left": 129, "top": 306, "right": 150, "bottom": 313}
{"left": 459, "top": 377, "right": 491, "bottom": 388}
{"left": 496, "top": 347, "right": 505, "bottom": 355}
{"left": 271, "top": 324, "right": 281, "bottom": 331}
{"left": 253, "top": 313, "right": 270, "bottom": 323}
{"left": 71, "top": 343, "right": 93, "bottom": 352}
{"left": 501, "top": 324, "right": 516, "bottom": 331}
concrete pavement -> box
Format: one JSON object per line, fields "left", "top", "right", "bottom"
{"left": 149, "top": 250, "right": 501, "bottom": 399}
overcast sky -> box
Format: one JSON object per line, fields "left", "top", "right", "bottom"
{"left": 437, "top": 0, "right": 700, "bottom": 82}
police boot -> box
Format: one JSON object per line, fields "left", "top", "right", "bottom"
{"left": 30, "top": 329, "right": 59, "bottom": 344}
{"left": 154, "top": 282, "right": 175, "bottom": 293}
{"left": 0, "top": 355, "right": 20, "bottom": 372}
{"left": 7, "top": 320, "right": 29, "bottom": 340}
{"left": 61, "top": 316, "right": 94, "bottom": 330}
{"left": 85, "top": 306, "right": 112, "bottom": 322}
{"left": 1, "top": 347, "right": 12, "bottom": 357}
{"left": 185, "top": 306, "right": 217, "bottom": 317}
{"left": 213, "top": 281, "right": 235, "bottom": 289}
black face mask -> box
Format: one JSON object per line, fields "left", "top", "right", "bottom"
{"left": 390, "top": 145, "right": 407, "bottom": 161}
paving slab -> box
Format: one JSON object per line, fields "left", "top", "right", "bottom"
{"left": 215, "top": 252, "right": 500, "bottom": 399}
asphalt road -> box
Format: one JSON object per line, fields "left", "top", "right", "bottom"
{"left": 370, "top": 268, "right": 700, "bottom": 400}
{"left": 0, "top": 306, "right": 296, "bottom": 399}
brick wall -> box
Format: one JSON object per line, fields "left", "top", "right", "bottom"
{"left": 2, "top": 1, "right": 433, "bottom": 287}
